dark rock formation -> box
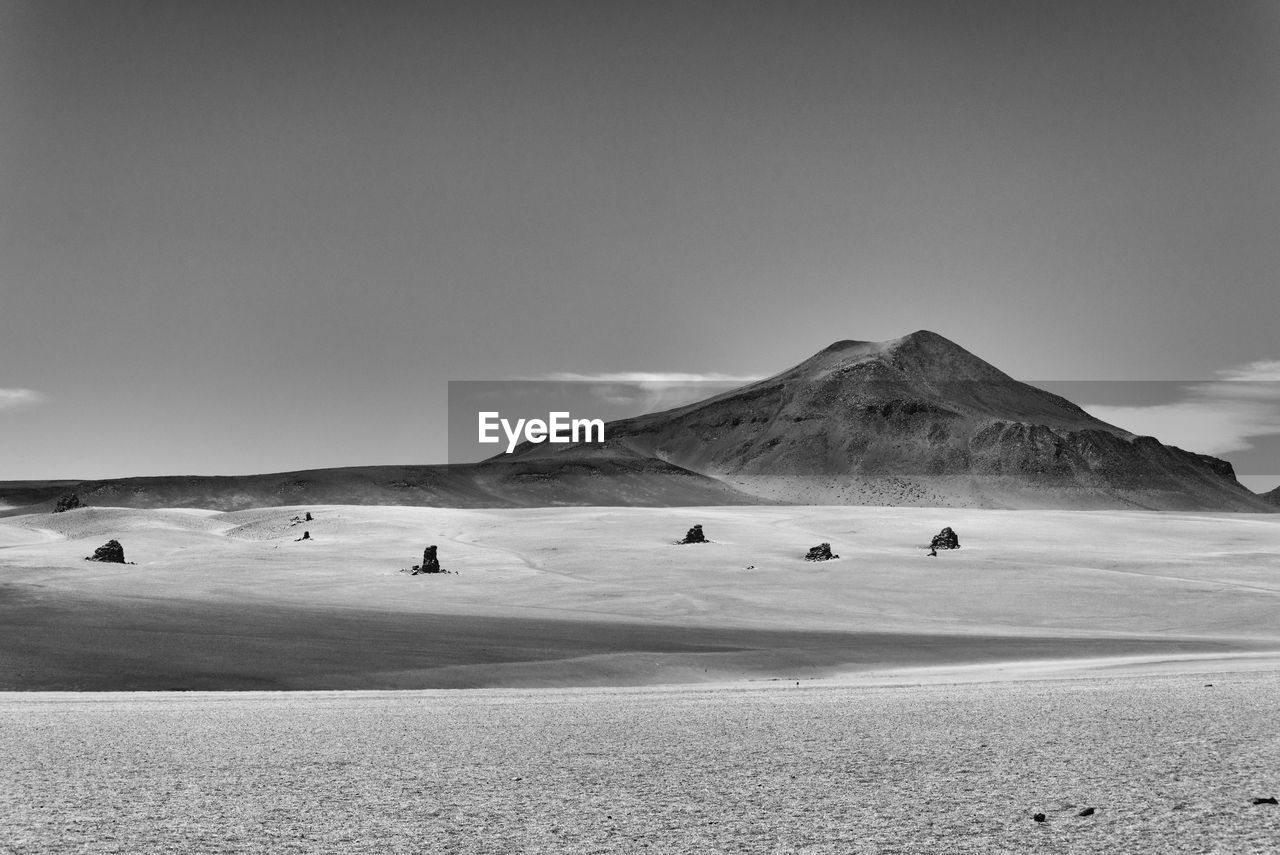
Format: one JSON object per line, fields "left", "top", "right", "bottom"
{"left": 52, "top": 494, "right": 82, "bottom": 513}
{"left": 412, "top": 545, "right": 444, "bottom": 575}
{"left": 1261, "top": 486, "right": 1280, "bottom": 507}
{"left": 1252, "top": 797, "right": 1278, "bottom": 805}
{"left": 1032, "top": 813, "right": 1046, "bottom": 823}
{"left": 304, "top": 511, "right": 313, "bottom": 521}
{"left": 296, "top": 531, "right": 310, "bottom": 541}
{"left": 804, "top": 543, "right": 838, "bottom": 561}
{"left": 679, "top": 524, "right": 707, "bottom": 544}
{"left": 1077, "top": 807, "right": 1096, "bottom": 817}
{"left": 930, "top": 527, "right": 960, "bottom": 550}
{"left": 85, "top": 539, "right": 126, "bottom": 563}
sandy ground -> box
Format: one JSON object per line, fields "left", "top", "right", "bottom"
{"left": 3, "top": 671, "right": 1278, "bottom": 854}
{"left": 3, "top": 505, "right": 1278, "bottom": 851}
{"left": 2, "top": 505, "right": 1278, "bottom": 688}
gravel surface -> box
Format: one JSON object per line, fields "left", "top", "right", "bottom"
{"left": 4, "top": 671, "right": 1278, "bottom": 853}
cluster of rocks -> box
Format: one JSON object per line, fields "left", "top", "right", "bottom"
{"left": 397, "top": 523, "right": 965, "bottom": 578}
{"left": 289, "top": 512, "right": 313, "bottom": 525}
{"left": 1029, "top": 808, "right": 1100, "bottom": 819}
{"left": 84, "top": 539, "right": 130, "bottom": 564}
{"left": 408, "top": 545, "right": 448, "bottom": 575}
{"left": 804, "top": 543, "right": 838, "bottom": 562}
{"left": 678, "top": 524, "right": 708, "bottom": 544}
{"left": 52, "top": 494, "right": 83, "bottom": 513}
{"left": 931, "top": 527, "right": 960, "bottom": 550}
{"left": 295, "top": 531, "right": 311, "bottom": 541}
{"left": 669, "top": 524, "right": 966, "bottom": 563}
{"left": 677, "top": 526, "right": 846, "bottom": 561}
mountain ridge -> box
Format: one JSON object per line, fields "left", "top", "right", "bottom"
{"left": 3, "top": 332, "right": 1272, "bottom": 513}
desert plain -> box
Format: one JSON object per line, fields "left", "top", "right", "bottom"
{"left": 2, "top": 503, "right": 1278, "bottom": 852}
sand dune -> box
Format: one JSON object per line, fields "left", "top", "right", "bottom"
{"left": 21, "top": 506, "right": 230, "bottom": 539}
{"left": 1, "top": 504, "right": 1277, "bottom": 689}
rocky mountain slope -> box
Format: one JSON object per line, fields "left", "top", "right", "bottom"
{"left": 517, "top": 331, "right": 1270, "bottom": 511}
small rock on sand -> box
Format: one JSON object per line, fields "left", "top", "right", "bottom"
{"left": 678, "top": 524, "right": 707, "bottom": 544}
{"left": 84, "top": 539, "right": 126, "bottom": 563}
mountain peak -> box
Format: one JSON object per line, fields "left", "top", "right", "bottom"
{"left": 817, "top": 330, "right": 951, "bottom": 355}
{"left": 892, "top": 328, "right": 948, "bottom": 344}
{"left": 883, "top": 329, "right": 957, "bottom": 351}
{"left": 791, "top": 331, "right": 1006, "bottom": 389}
{"left": 817, "top": 338, "right": 873, "bottom": 354}
{"left": 880, "top": 329, "right": 983, "bottom": 359}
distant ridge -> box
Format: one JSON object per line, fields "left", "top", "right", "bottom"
{"left": 1261, "top": 485, "right": 1280, "bottom": 507}
{"left": 2, "top": 332, "right": 1272, "bottom": 513}
{"left": 0, "top": 457, "right": 760, "bottom": 517}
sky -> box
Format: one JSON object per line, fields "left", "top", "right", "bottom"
{"left": 2, "top": 0, "right": 1278, "bottom": 488}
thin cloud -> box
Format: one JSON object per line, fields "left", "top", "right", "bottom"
{"left": 0, "top": 388, "right": 46, "bottom": 410}
{"left": 1082, "top": 360, "right": 1280, "bottom": 455}
{"left": 534, "top": 372, "right": 760, "bottom": 384}
{"left": 520, "top": 372, "right": 760, "bottom": 413}
{"left": 1216, "top": 359, "right": 1280, "bottom": 382}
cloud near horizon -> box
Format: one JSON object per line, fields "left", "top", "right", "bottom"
{"left": 0, "top": 388, "right": 46, "bottom": 411}
{"left": 533, "top": 372, "right": 762, "bottom": 384}
{"left": 524, "top": 372, "right": 761, "bottom": 412}
{"left": 1082, "top": 360, "right": 1280, "bottom": 455}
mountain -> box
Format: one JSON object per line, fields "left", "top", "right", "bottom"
{"left": 513, "top": 331, "right": 1270, "bottom": 511}
{"left": 3, "top": 331, "right": 1270, "bottom": 513}
{"left": 1261, "top": 486, "right": 1280, "bottom": 507}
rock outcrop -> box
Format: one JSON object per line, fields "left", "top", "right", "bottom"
{"left": 930, "top": 527, "right": 960, "bottom": 550}
{"left": 85, "top": 539, "right": 126, "bottom": 563}
{"left": 679, "top": 524, "right": 707, "bottom": 544}
{"left": 52, "top": 494, "right": 82, "bottom": 513}
{"left": 1261, "top": 486, "right": 1280, "bottom": 507}
{"left": 411, "top": 545, "right": 445, "bottom": 574}
{"left": 804, "top": 543, "right": 838, "bottom": 561}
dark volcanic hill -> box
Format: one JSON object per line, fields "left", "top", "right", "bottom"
{"left": 517, "top": 331, "right": 1269, "bottom": 511}
{"left": 1261, "top": 486, "right": 1280, "bottom": 507}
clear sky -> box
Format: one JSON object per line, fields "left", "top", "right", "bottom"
{"left": 2, "top": 1, "right": 1278, "bottom": 488}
